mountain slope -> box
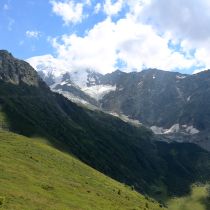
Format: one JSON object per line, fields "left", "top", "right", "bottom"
{"left": 100, "top": 69, "right": 210, "bottom": 130}
{"left": 35, "top": 63, "right": 210, "bottom": 133}
{"left": 100, "top": 69, "right": 210, "bottom": 149}
{"left": 0, "top": 130, "right": 164, "bottom": 210}
{"left": 36, "top": 66, "right": 210, "bottom": 150}
{"left": 52, "top": 72, "right": 99, "bottom": 106}
{"left": 1, "top": 50, "right": 210, "bottom": 200}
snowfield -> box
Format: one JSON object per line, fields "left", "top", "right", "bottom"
{"left": 82, "top": 85, "right": 116, "bottom": 101}
{"left": 150, "top": 124, "right": 199, "bottom": 135}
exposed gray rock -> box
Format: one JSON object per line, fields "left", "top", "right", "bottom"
{"left": 0, "top": 50, "right": 44, "bottom": 87}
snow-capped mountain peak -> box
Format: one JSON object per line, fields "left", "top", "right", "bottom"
{"left": 27, "top": 55, "right": 104, "bottom": 89}
{"left": 28, "top": 59, "right": 116, "bottom": 104}
{"left": 66, "top": 69, "right": 103, "bottom": 88}
{"left": 27, "top": 54, "right": 70, "bottom": 77}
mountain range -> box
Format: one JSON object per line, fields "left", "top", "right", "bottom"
{"left": 31, "top": 59, "right": 210, "bottom": 151}
{"left": 1, "top": 50, "right": 210, "bottom": 209}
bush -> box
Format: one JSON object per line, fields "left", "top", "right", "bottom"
{"left": 0, "top": 196, "right": 5, "bottom": 206}
{"left": 117, "top": 189, "right": 121, "bottom": 195}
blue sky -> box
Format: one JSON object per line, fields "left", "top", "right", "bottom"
{"left": 0, "top": 0, "right": 116, "bottom": 58}
{"left": 0, "top": 0, "right": 86, "bottom": 58}
{"left": 1, "top": 0, "right": 210, "bottom": 74}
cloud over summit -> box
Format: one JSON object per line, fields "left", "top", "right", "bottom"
{"left": 27, "top": 0, "right": 210, "bottom": 74}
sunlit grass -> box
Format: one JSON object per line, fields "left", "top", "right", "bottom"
{"left": 0, "top": 130, "right": 164, "bottom": 210}
{"left": 167, "top": 184, "right": 210, "bottom": 210}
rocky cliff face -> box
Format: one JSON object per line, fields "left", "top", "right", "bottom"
{"left": 100, "top": 69, "right": 188, "bottom": 126}
{"left": 100, "top": 69, "right": 210, "bottom": 130}
{"left": 0, "top": 50, "right": 44, "bottom": 87}
{"left": 97, "top": 69, "right": 210, "bottom": 150}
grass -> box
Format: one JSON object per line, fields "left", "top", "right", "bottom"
{"left": 0, "top": 130, "right": 164, "bottom": 210}
{"left": 167, "top": 184, "right": 210, "bottom": 210}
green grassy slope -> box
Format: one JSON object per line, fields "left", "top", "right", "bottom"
{"left": 0, "top": 130, "right": 164, "bottom": 210}
{"left": 167, "top": 184, "right": 210, "bottom": 210}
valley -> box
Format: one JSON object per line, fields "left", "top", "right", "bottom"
{"left": 1, "top": 0, "right": 210, "bottom": 209}
{"left": 1, "top": 50, "right": 210, "bottom": 210}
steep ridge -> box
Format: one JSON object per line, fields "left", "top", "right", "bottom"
{"left": 1, "top": 50, "right": 210, "bottom": 201}
{"left": 0, "top": 50, "right": 45, "bottom": 87}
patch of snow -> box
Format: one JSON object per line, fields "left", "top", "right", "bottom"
{"left": 60, "top": 81, "right": 67, "bottom": 85}
{"left": 187, "top": 96, "right": 191, "bottom": 102}
{"left": 109, "top": 112, "right": 141, "bottom": 126}
{"left": 164, "top": 124, "right": 180, "bottom": 134}
{"left": 118, "top": 87, "right": 124, "bottom": 91}
{"left": 50, "top": 76, "right": 63, "bottom": 89}
{"left": 151, "top": 124, "right": 199, "bottom": 135}
{"left": 53, "top": 89, "right": 90, "bottom": 105}
{"left": 109, "top": 112, "right": 118, "bottom": 117}
{"left": 70, "top": 69, "right": 100, "bottom": 88}
{"left": 56, "top": 82, "right": 73, "bottom": 87}
{"left": 150, "top": 126, "right": 165, "bottom": 134}
{"left": 138, "top": 81, "right": 143, "bottom": 86}
{"left": 152, "top": 75, "right": 156, "bottom": 79}
{"left": 89, "top": 77, "right": 96, "bottom": 82}
{"left": 82, "top": 85, "right": 116, "bottom": 101}
{"left": 176, "top": 75, "right": 186, "bottom": 79}
{"left": 186, "top": 126, "right": 199, "bottom": 134}
{"left": 70, "top": 70, "right": 89, "bottom": 88}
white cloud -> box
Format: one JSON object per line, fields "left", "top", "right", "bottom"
{"left": 126, "top": 0, "right": 150, "bottom": 18}
{"left": 84, "top": 0, "right": 91, "bottom": 6}
{"left": 193, "top": 68, "right": 207, "bottom": 75}
{"left": 8, "top": 18, "right": 15, "bottom": 31}
{"left": 194, "top": 46, "right": 210, "bottom": 68}
{"left": 27, "top": 54, "right": 71, "bottom": 77}
{"left": 48, "top": 15, "right": 196, "bottom": 74}
{"left": 19, "top": 40, "right": 24, "bottom": 46}
{"left": 103, "top": 0, "right": 124, "bottom": 16}
{"left": 26, "top": 30, "right": 41, "bottom": 38}
{"left": 140, "top": 0, "right": 210, "bottom": 42}
{"left": 135, "top": 0, "right": 210, "bottom": 72}
{"left": 50, "top": 0, "right": 84, "bottom": 25}
{"left": 28, "top": 0, "right": 210, "bottom": 75}
{"left": 50, "top": 18, "right": 118, "bottom": 73}
{"left": 94, "top": 3, "right": 101, "bottom": 14}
